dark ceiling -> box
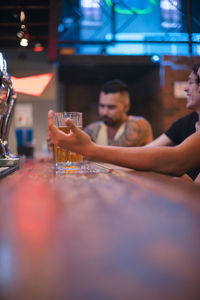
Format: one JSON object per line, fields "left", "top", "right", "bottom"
{"left": 1, "top": 0, "right": 199, "bottom": 61}
{"left": 0, "top": 0, "right": 62, "bottom": 61}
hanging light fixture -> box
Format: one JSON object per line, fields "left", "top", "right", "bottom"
{"left": 20, "top": 38, "right": 29, "bottom": 47}
{"left": 16, "top": 9, "right": 29, "bottom": 47}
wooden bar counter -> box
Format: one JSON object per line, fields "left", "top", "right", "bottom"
{"left": 0, "top": 159, "right": 200, "bottom": 300}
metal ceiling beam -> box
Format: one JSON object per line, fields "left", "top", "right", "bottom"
{"left": 0, "top": 36, "right": 48, "bottom": 40}
{"left": 0, "top": 22, "right": 48, "bottom": 26}
{"left": 59, "top": 40, "right": 200, "bottom": 45}
{"left": 0, "top": 6, "right": 49, "bottom": 10}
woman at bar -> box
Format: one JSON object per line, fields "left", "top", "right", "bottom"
{"left": 145, "top": 63, "right": 200, "bottom": 182}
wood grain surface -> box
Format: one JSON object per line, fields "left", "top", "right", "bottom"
{"left": 0, "top": 160, "right": 200, "bottom": 300}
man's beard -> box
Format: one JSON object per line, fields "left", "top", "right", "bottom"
{"left": 100, "top": 116, "right": 118, "bottom": 126}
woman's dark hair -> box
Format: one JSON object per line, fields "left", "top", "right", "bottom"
{"left": 192, "top": 64, "right": 200, "bottom": 84}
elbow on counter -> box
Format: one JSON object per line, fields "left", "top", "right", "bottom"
{"left": 154, "top": 147, "right": 193, "bottom": 178}
{"left": 156, "top": 165, "right": 187, "bottom": 178}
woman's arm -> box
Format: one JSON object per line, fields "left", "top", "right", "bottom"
{"left": 88, "top": 133, "right": 200, "bottom": 177}
{"left": 48, "top": 110, "right": 200, "bottom": 177}
{"left": 195, "top": 173, "right": 200, "bottom": 184}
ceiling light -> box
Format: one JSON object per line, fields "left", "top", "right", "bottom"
{"left": 17, "top": 30, "right": 24, "bottom": 38}
{"left": 20, "top": 10, "right": 25, "bottom": 22}
{"left": 16, "top": 8, "right": 30, "bottom": 48}
{"left": 0, "top": 53, "right": 4, "bottom": 72}
{"left": 151, "top": 55, "right": 160, "bottom": 63}
{"left": 20, "top": 38, "right": 28, "bottom": 47}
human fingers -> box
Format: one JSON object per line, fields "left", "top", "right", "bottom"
{"left": 47, "top": 110, "right": 61, "bottom": 145}
{"left": 48, "top": 110, "right": 55, "bottom": 129}
{"left": 47, "top": 134, "right": 53, "bottom": 149}
{"left": 65, "top": 118, "right": 79, "bottom": 133}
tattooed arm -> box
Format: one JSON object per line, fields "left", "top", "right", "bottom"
{"left": 112, "top": 117, "right": 153, "bottom": 147}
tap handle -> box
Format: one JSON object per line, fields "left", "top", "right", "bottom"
{"left": 0, "top": 52, "right": 4, "bottom": 73}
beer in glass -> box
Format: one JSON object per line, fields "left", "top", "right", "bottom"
{"left": 54, "top": 112, "right": 83, "bottom": 171}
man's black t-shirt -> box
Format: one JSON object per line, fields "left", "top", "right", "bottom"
{"left": 165, "top": 112, "right": 199, "bottom": 180}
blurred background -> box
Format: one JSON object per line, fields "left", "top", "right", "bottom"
{"left": 0, "top": 0, "right": 199, "bottom": 157}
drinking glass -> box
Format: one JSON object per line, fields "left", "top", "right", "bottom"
{"left": 54, "top": 112, "right": 83, "bottom": 172}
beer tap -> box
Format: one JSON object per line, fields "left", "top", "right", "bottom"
{"left": 0, "top": 52, "right": 19, "bottom": 166}
{"left": 2, "top": 89, "right": 17, "bottom": 158}
{"left": 0, "top": 53, "right": 9, "bottom": 159}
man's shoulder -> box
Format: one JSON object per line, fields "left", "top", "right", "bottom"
{"left": 84, "top": 121, "right": 103, "bottom": 130}
{"left": 113, "top": 115, "right": 153, "bottom": 146}
{"left": 84, "top": 121, "right": 104, "bottom": 142}
{"left": 126, "top": 115, "right": 152, "bottom": 127}
{"left": 84, "top": 121, "right": 103, "bottom": 139}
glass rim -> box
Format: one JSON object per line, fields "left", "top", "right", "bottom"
{"left": 54, "top": 112, "right": 82, "bottom": 114}
{"left": 54, "top": 111, "right": 82, "bottom": 127}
